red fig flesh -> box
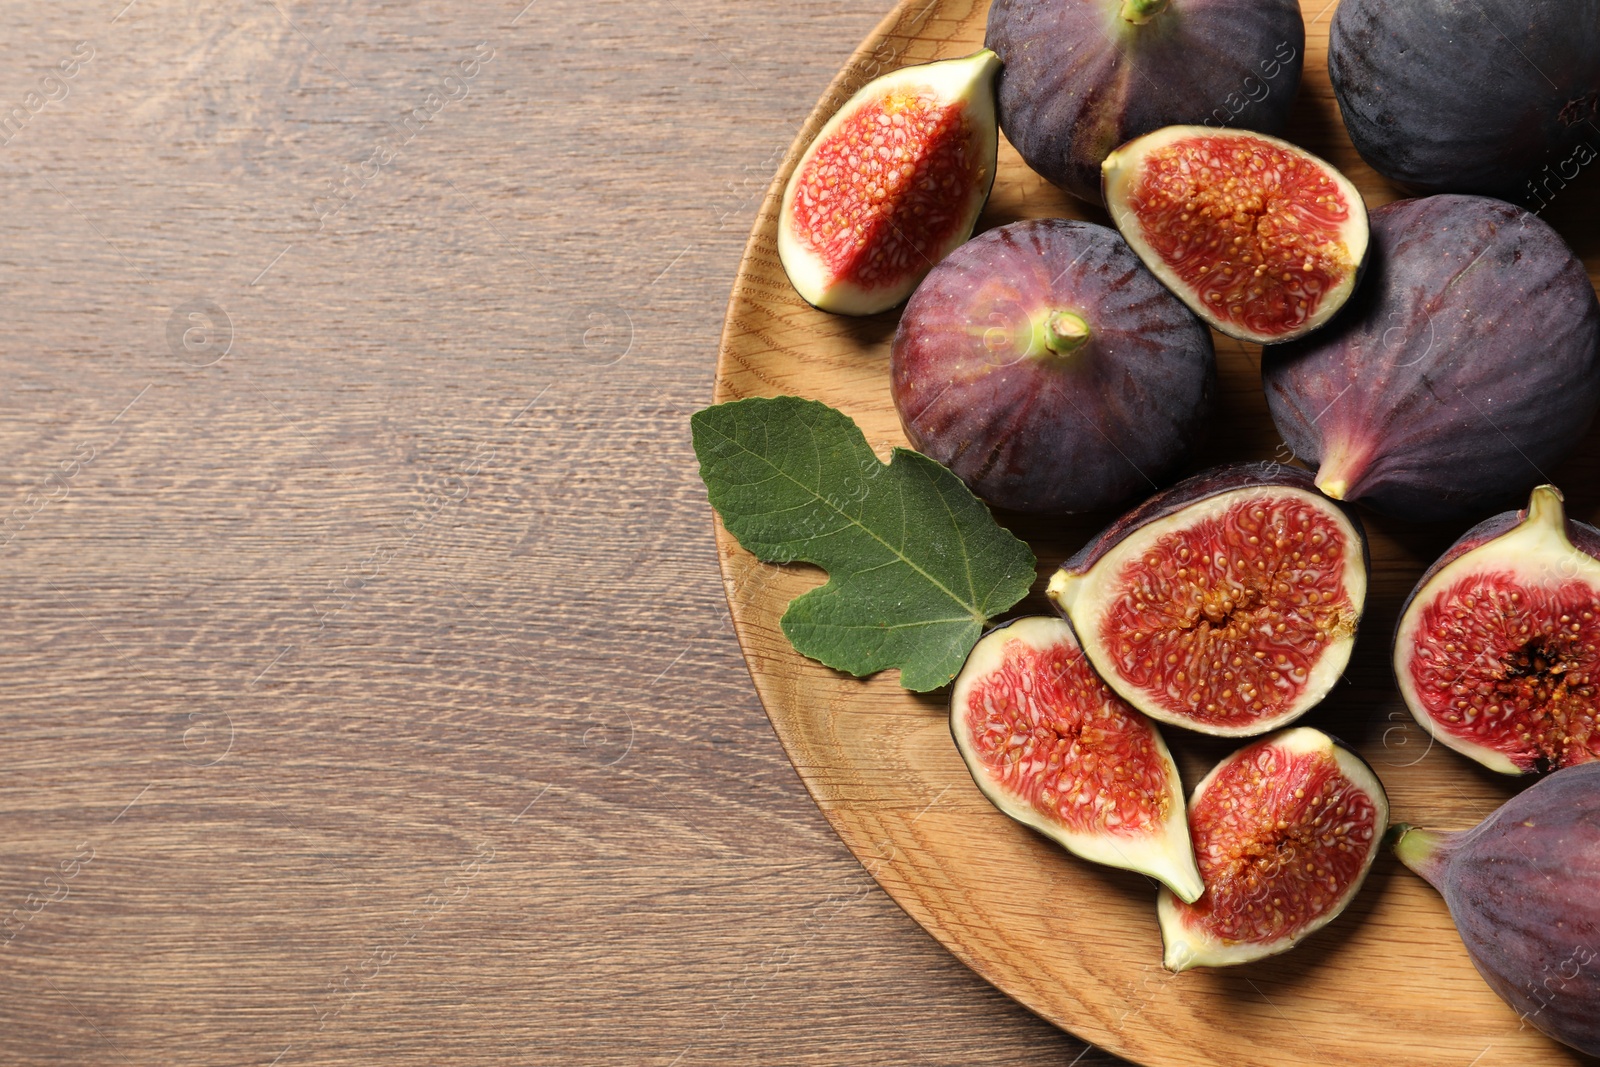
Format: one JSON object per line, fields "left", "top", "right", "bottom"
{"left": 1159, "top": 727, "right": 1389, "bottom": 971}
{"left": 1395, "top": 485, "right": 1600, "bottom": 775}
{"left": 1394, "top": 762, "right": 1600, "bottom": 1056}
{"left": 1048, "top": 464, "right": 1367, "bottom": 737}
{"left": 777, "top": 50, "right": 1000, "bottom": 315}
{"left": 1103, "top": 126, "right": 1369, "bottom": 344}
{"left": 891, "top": 218, "right": 1215, "bottom": 514}
{"left": 951, "top": 616, "right": 1203, "bottom": 901}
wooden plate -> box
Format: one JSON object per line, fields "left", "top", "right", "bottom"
{"left": 712, "top": 3, "right": 1600, "bottom": 1064}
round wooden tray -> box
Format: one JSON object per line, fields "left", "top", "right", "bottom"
{"left": 711, "top": 3, "right": 1600, "bottom": 1064}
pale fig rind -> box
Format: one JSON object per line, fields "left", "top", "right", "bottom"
{"left": 1048, "top": 464, "right": 1368, "bottom": 737}
{"left": 891, "top": 217, "right": 1216, "bottom": 514}
{"left": 1394, "top": 484, "right": 1600, "bottom": 775}
{"left": 777, "top": 50, "right": 1001, "bottom": 316}
{"left": 985, "top": 0, "right": 1304, "bottom": 205}
{"left": 1159, "top": 727, "right": 1389, "bottom": 972}
{"left": 1393, "top": 762, "right": 1600, "bottom": 1056}
{"left": 1263, "top": 195, "right": 1600, "bottom": 522}
{"left": 950, "top": 616, "right": 1204, "bottom": 902}
{"left": 1103, "top": 125, "right": 1370, "bottom": 345}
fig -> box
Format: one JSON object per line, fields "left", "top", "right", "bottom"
{"left": 950, "top": 615, "right": 1204, "bottom": 902}
{"left": 1159, "top": 727, "right": 1389, "bottom": 971}
{"left": 1103, "top": 126, "right": 1369, "bottom": 344}
{"left": 777, "top": 50, "right": 1000, "bottom": 316}
{"left": 1264, "top": 195, "right": 1600, "bottom": 523}
{"left": 1047, "top": 464, "right": 1368, "bottom": 737}
{"left": 1330, "top": 0, "right": 1600, "bottom": 204}
{"left": 891, "top": 218, "right": 1215, "bottom": 514}
{"left": 985, "top": 0, "right": 1304, "bottom": 206}
{"left": 1393, "top": 762, "right": 1600, "bottom": 1056}
{"left": 1395, "top": 485, "right": 1600, "bottom": 776}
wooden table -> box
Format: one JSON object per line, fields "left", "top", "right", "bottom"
{"left": 0, "top": 0, "right": 1121, "bottom": 1062}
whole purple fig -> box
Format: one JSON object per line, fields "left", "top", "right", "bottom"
{"left": 986, "top": 0, "right": 1304, "bottom": 205}
{"left": 1394, "top": 763, "right": 1600, "bottom": 1057}
{"left": 891, "top": 218, "right": 1214, "bottom": 514}
{"left": 1263, "top": 195, "right": 1600, "bottom": 523}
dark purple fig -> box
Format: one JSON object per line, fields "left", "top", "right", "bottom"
{"left": 1103, "top": 126, "right": 1370, "bottom": 344}
{"left": 1264, "top": 195, "right": 1600, "bottom": 523}
{"left": 1395, "top": 484, "right": 1600, "bottom": 776}
{"left": 985, "top": 0, "right": 1304, "bottom": 205}
{"left": 777, "top": 50, "right": 1001, "bottom": 315}
{"left": 951, "top": 615, "right": 1203, "bottom": 901}
{"left": 1394, "top": 762, "right": 1600, "bottom": 1057}
{"left": 1159, "top": 727, "right": 1388, "bottom": 970}
{"left": 891, "top": 217, "right": 1214, "bottom": 514}
{"left": 1330, "top": 0, "right": 1600, "bottom": 204}
{"left": 1048, "top": 464, "right": 1368, "bottom": 737}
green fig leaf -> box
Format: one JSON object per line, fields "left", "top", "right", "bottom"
{"left": 691, "top": 396, "right": 1037, "bottom": 691}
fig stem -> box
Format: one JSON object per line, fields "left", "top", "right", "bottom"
{"left": 1118, "top": 0, "right": 1169, "bottom": 24}
{"left": 1392, "top": 824, "right": 1452, "bottom": 890}
{"left": 1525, "top": 484, "right": 1566, "bottom": 532}
{"left": 1044, "top": 311, "right": 1090, "bottom": 355}
{"left": 1314, "top": 438, "right": 1369, "bottom": 503}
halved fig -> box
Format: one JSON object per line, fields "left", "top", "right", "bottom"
{"left": 1395, "top": 485, "right": 1600, "bottom": 775}
{"left": 777, "top": 50, "right": 1001, "bottom": 316}
{"left": 951, "top": 616, "right": 1203, "bottom": 902}
{"left": 1158, "top": 727, "right": 1389, "bottom": 971}
{"left": 1047, "top": 464, "right": 1367, "bottom": 736}
{"left": 1103, "top": 126, "right": 1369, "bottom": 344}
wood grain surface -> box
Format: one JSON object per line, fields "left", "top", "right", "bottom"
{"left": 715, "top": 1, "right": 1600, "bottom": 1065}
{"left": 0, "top": 0, "right": 1114, "bottom": 1064}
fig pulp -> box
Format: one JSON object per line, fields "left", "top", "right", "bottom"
{"left": 985, "top": 0, "right": 1304, "bottom": 206}
{"left": 1264, "top": 195, "right": 1600, "bottom": 523}
{"left": 1159, "top": 727, "right": 1388, "bottom": 971}
{"left": 1103, "top": 126, "right": 1369, "bottom": 344}
{"left": 1395, "top": 485, "right": 1600, "bottom": 775}
{"left": 951, "top": 616, "right": 1203, "bottom": 901}
{"left": 1048, "top": 464, "right": 1367, "bottom": 737}
{"left": 1331, "top": 0, "right": 1600, "bottom": 204}
{"left": 891, "top": 218, "right": 1215, "bottom": 514}
{"left": 1394, "top": 762, "right": 1600, "bottom": 1056}
{"left": 777, "top": 50, "right": 1000, "bottom": 316}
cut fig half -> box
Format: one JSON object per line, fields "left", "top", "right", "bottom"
{"left": 1103, "top": 126, "right": 1369, "bottom": 344}
{"left": 777, "top": 49, "right": 1001, "bottom": 316}
{"left": 1047, "top": 464, "right": 1367, "bottom": 737}
{"left": 1158, "top": 727, "right": 1389, "bottom": 972}
{"left": 950, "top": 616, "right": 1204, "bottom": 902}
{"left": 1395, "top": 485, "right": 1600, "bottom": 775}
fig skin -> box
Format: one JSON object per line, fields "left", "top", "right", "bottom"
{"left": 1263, "top": 195, "right": 1600, "bottom": 523}
{"left": 1394, "top": 762, "right": 1600, "bottom": 1056}
{"left": 1330, "top": 0, "right": 1600, "bottom": 203}
{"left": 1048, "top": 463, "right": 1370, "bottom": 737}
{"left": 986, "top": 0, "right": 1304, "bottom": 205}
{"left": 891, "top": 218, "right": 1215, "bottom": 514}
{"left": 1393, "top": 484, "right": 1600, "bottom": 775}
